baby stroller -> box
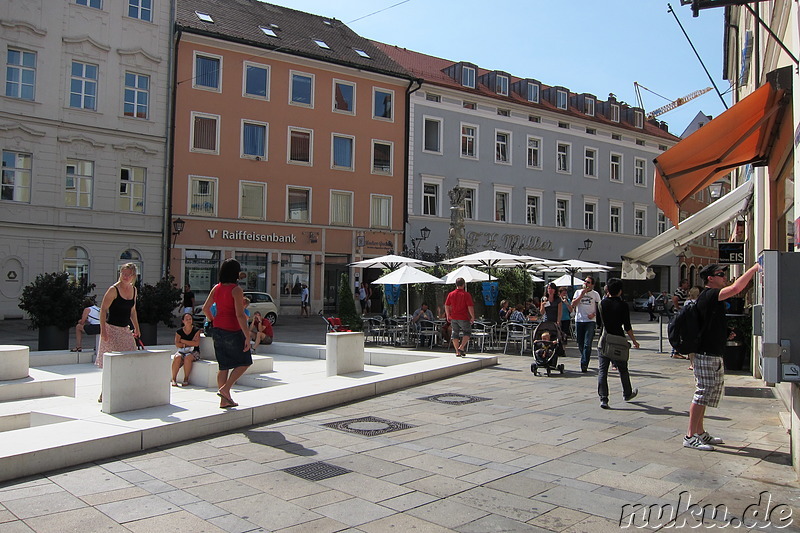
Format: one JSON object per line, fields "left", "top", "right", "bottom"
{"left": 530, "top": 321, "right": 565, "bottom": 376}
{"left": 322, "top": 315, "right": 351, "bottom": 332}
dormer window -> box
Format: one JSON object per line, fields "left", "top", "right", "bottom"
{"left": 527, "top": 83, "right": 539, "bottom": 103}
{"left": 462, "top": 66, "right": 475, "bottom": 88}
{"left": 610, "top": 104, "right": 620, "bottom": 122}
{"left": 195, "top": 11, "right": 213, "bottom": 23}
{"left": 354, "top": 48, "right": 370, "bottom": 58}
{"left": 259, "top": 26, "right": 277, "bottom": 37}
{"left": 314, "top": 39, "right": 330, "bottom": 50}
{"left": 634, "top": 110, "right": 644, "bottom": 128}
{"left": 496, "top": 75, "right": 508, "bottom": 96}
{"left": 584, "top": 98, "right": 594, "bottom": 116}
{"left": 556, "top": 90, "right": 568, "bottom": 110}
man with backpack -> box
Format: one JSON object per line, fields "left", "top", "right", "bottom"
{"left": 683, "top": 262, "right": 760, "bottom": 451}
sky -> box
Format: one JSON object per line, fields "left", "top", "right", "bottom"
{"left": 277, "top": 0, "right": 731, "bottom": 136}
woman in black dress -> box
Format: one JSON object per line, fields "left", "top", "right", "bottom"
{"left": 171, "top": 312, "right": 200, "bottom": 387}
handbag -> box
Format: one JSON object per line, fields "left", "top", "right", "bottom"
{"left": 598, "top": 332, "right": 630, "bottom": 362}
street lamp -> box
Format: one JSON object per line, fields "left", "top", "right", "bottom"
{"left": 707, "top": 181, "right": 724, "bottom": 200}
{"left": 577, "top": 238, "right": 593, "bottom": 259}
{"left": 570, "top": 238, "right": 594, "bottom": 296}
{"left": 410, "top": 226, "right": 431, "bottom": 258}
{"left": 168, "top": 218, "right": 185, "bottom": 276}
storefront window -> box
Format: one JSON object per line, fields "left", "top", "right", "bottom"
{"left": 184, "top": 250, "right": 220, "bottom": 302}
{"left": 64, "top": 246, "right": 90, "bottom": 288}
{"left": 323, "top": 255, "right": 350, "bottom": 312}
{"left": 280, "top": 253, "right": 310, "bottom": 307}
{"left": 236, "top": 252, "right": 269, "bottom": 294}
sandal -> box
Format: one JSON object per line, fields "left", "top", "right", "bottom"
{"left": 217, "top": 390, "right": 238, "bottom": 406}
{"left": 171, "top": 379, "right": 179, "bottom": 387}
{"left": 671, "top": 354, "right": 687, "bottom": 359}
{"left": 181, "top": 380, "right": 190, "bottom": 387}
{"left": 70, "top": 347, "right": 82, "bottom": 352}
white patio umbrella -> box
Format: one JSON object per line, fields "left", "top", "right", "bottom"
{"left": 550, "top": 274, "right": 584, "bottom": 287}
{"left": 440, "top": 251, "right": 550, "bottom": 279}
{"left": 440, "top": 265, "right": 491, "bottom": 284}
{"left": 371, "top": 265, "right": 443, "bottom": 342}
{"left": 349, "top": 254, "right": 435, "bottom": 270}
{"left": 527, "top": 272, "right": 545, "bottom": 283}
{"left": 533, "top": 259, "right": 613, "bottom": 294}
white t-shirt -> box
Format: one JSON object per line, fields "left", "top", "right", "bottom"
{"left": 572, "top": 289, "right": 601, "bottom": 323}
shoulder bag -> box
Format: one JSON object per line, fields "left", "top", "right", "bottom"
{"left": 598, "top": 301, "right": 630, "bottom": 362}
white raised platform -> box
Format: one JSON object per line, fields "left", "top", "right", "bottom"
{"left": 0, "top": 341, "right": 497, "bottom": 482}
{"left": 176, "top": 354, "right": 274, "bottom": 388}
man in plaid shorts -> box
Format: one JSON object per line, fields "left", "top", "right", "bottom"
{"left": 684, "top": 262, "right": 760, "bottom": 451}
{"left": 445, "top": 277, "right": 475, "bottom": 357}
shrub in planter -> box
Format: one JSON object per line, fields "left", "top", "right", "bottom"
{"left": 18, "top": 272, "right": 95, "bottom": 350}
{"left": 337, "top": 272, "right": 362, "bottom": 330}
{"left": 136, "top": 276, "right": 183, "bottom": 328}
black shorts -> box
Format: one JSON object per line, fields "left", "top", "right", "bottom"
{"left": 84, "top": 323, "right": 101, "bottom": 335}
{"left": 212, "top": 328, "right": 253, "bottom": 371}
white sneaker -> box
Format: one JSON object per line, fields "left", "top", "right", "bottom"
{"left": 683, "top": 434, "right": 714, "bottom": 451}
{"left": 698, "top": 431, "right": 724, "bottom": 445}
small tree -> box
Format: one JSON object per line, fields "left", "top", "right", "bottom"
{"left": 137, "top": 276, "right": 182, "bottom": 327}
{"left": 19, "top": 272, "right": 95, "bottom": 330}
{"left": 336, "top": 272, "right": 362, "bottom": 329}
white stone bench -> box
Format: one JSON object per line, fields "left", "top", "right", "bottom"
{"left": 326, "top": 332, "right": 365, "bottom": 376}
{"left": 175, "top": 354, "right": 273, "bottom": 388}
{"left": 101, "top": 349, "right": 171, "bottom": 414}
{"left": 0, "top": 345, "right": 29, "bottom": 380}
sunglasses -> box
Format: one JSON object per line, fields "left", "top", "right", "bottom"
{"left": 709, "top": 272, "right": 727, "bottom": 278}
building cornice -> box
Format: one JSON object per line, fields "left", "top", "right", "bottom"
{"left": 0, "top": 19, "right": 47, "bottom": 36}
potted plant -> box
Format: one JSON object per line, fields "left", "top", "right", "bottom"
{"left": 18, "top": 272, "right": 95, "bottom": 350}
{"left": 136, "top": 276, "right": 182, "bottom": 345}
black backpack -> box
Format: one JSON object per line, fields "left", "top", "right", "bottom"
{"left": 667, "top": 300, "right": 704, "bottom": 355}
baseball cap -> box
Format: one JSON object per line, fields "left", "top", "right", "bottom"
{"left": 699, "top": 263, "right": 728, "bottom": 281}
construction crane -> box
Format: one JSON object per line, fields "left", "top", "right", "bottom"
{"left": 634, "top": 82, "right": 713, "bottom": 119}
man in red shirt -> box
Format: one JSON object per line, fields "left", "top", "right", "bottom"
{"left": 445, "top": 277, "right": 475, "bottom": 357}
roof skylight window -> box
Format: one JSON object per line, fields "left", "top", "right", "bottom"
{"left": 314, "top": 39, "right": 330, "bottom": 49}
{"left": 354, "top": 48, "right": 370, "bottom": 58}
{"left": 260, "top": 26, "right": 277, "bottom": 37}
{"left": 322, "top": 19, "right": 332, "bottom": 25}
{"left": 195, "top": 11, "right": 213, "bottom": 23}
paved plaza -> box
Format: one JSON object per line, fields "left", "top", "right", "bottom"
{"left": 0, "top": 314, "right": 797, "bottom": 532}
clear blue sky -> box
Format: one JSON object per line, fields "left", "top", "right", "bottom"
{"left": 278, "top": 0, "right": 730, "bottom": 136}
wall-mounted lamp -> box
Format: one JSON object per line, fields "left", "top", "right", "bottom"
{"left": 410, "top": 226, "right": 431, "bottom": 258}
{"left": 707, "top": 182, "right": 724, "bottom": 200}
{"left": 577, "top": 238, "right": 593, "bottom": 258}
{"left": 168, "top": 217, "right": 186, "bottom": 275}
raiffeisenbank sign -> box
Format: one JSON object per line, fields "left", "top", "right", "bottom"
{"left": 206, "top": 229, "right": 297, "bottom": 243}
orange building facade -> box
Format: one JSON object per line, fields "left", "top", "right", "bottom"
{"left": 171, "top": 6, "right": 411, "bottom": 314}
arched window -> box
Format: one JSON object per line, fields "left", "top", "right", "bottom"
{"left": 64, "top": 246, "right": 90, "bottom": 288}
{"left": 689, "top": 265, "right": 697, "bottom": 287}
{"left": 119, "top": 249, "right": 143, "bottom": 284}
{"left": 680, "top": 264, "right": 687, "bottom": 284}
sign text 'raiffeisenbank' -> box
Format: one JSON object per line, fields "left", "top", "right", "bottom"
{"left": 207, "top": 229, "right": 297, "bottom": 243}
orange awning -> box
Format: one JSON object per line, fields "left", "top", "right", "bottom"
{"left": 654, "top": 81, "right": 786, "bottom": 226}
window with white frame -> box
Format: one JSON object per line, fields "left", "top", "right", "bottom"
{"left": 332, "top": 134, "right": 354, "bottom": 170}
{"left": 495, "top": 188, "right": 511, "bottom": 222}
{"left": 556, "top": 142, "right": 571, "bottom": 173}
{"left": 527, "top": 83, "right": 539, "bottom": 103}
{"left": 423, "top": 117, "right": 442, "bottom": 153}
{"left": 123, "top": 72, "right": 149, "bottom": 119}
{"left": 373, "top": 88, "right": 393, "bottom": 120}
{"left": 64, "top": 246, "right": 90, "bottom": 288}
{"left": 371, "top": 140, "right": 392, "bottom": 174}
{"left": 462, "top": 187, "right": 475, "bottom": 219}
{"left": 634, "top": 158, "right": 646, "bottom": 186}
{"left": 610, "top": 104, "right": 620, "bottom": 122}
{"left": 426, "top": 93, "right": 441, "bottom": 102}
{"left": 189, "top": 176, "right": 217, "bottom": 216}
{"left": 370, "top": 194, "right": 391, "bottom": 228}
{"left": 76, "top": 0, "right": 102, "bottom": 9}
{"left": 584, "top": 148, "right": 597, "bottom": 177}
{"left": 193, "top": 52, "right": 221, "bottom": 91}
{"left": 65, "top": 159, "right": 93, "bottom": 208}
{"left": 422, "top": 182, "right": 439, "bottom": 216}
{"left": 290, "top": 71, "right": 313, "bottom": 107}
{"left": 527, "top": 136, "right": 541, "bottom": 169}
{"left": 190, "top": 112, "right": 219, "bottom": 153}
{"left": 556, "top": 89, "right": 568, "bottom": 110}
{"left": 1, "top": 150, "right": 31, "bottom": 203}
{"left": 287, "top": 186, "right": 310, "bottom": 222}
{"left": 556, "top": 197, "right": 569, "bottom": 227}
{"left": 243, "top": 62, "right": 269, "bottom": 99}
{"left": 495, "top": 131, "right": 510, "bottom": 164}
{"left": 496, "top": 74, "right": 508, "bottom": 96}
{"left": 118, "top": 166, "right": 145, "bottom": 212}
{"left": 609, "top": 204, "right": 621, "bottom": 233}
{"left": 127, "top": 0, "right": 152, "bottom": 21}
{"left": 462, "top": 66, "right": 475, "bottom": 88}
{"left": 330, "top": 190, "right": 352, "bottom": 226}
{"left": 634, "top": 208, "right": 646, "bottom": 236}
{"left": 463, "top": 100, "right": 476, "bottom": 110}
{"left": 584, "top": 202, "right": 596, "bottom": 230}
{"left": 69, "top": 61, "right": 97, "bottom": 110}
{"left": 333, "top": 79, "right": 355, "bottom": 114}
{"left": 240, "top": 181, "right": 266, "bottom": 220}
{"left": 584, "top": 97, "right": 594, "bottom": 116}
{"left": 610, "top": 153, "right": 622, "bottom": 181}
{"left": 497, "top": 108, "right": 510, "bottom": 117}
{"left": 241, "top": 120, "right": 267, "bottom": 159}
{"left": 6, "top": 49, "right": 36, "bottom": 100}
{"left": 634, "top": 110, "right": 644, "bottom": 128}
{"left": 526, "top": 193, "right": 540, "bottom": 225}
{"left": 461, "top": 124, "right": 477, "bottom": 158}
{"left": 657, "top": 211, "right": 667, "bottom": 234}
{"left": 288, "top": 127, "right": 312, "bottom": 164}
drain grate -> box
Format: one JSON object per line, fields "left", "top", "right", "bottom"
{"left": 724, "top": 386, "right": 775, "bottom": 399}
{"left": 283, "top": 461, "right": 352, "bottom": 481}
{"left": 322, "top": 416, "right": 415, "bottom": 436}
{"left": 419, "top": 393, "right": 491, "bottom": 405}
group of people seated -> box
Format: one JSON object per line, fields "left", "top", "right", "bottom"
{"left": 498, "top": 299, "right": 541, "bottom": 323}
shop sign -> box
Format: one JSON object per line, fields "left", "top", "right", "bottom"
{"left": 467, "top": 232, "right": 553, "bottom": 252}
{"left": 719, "top": 242, "right": 745, "bottom": 264}
{"left": 206, "top": 229, "right": 297, "bottom": 243}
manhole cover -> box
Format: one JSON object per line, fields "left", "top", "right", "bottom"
{"left": 322, "top": 416, "right": 415, "bottom": 436}
{"left": 724, "top": 386, "right": 775, "bottom": 399}
{"left": 419, "top": 393, "right": 491, "bottom": 405}
{"left": 283, "top": 462, "right": 352, "bottom": 481}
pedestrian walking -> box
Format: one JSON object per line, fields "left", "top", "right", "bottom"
{"left": 572, "top": 275, "right": 601, "bottom": 373}
{"left": 596, "top": 278, "right": 639, "bottom": 409}
{"left": 444, "top": 277, "right": 475, "bottom": 357}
